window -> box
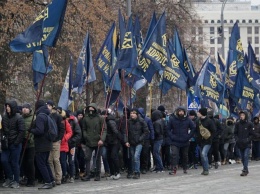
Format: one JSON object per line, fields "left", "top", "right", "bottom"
{"left": 255, "top": 27, "right": 259, "bottom": 34}
{"left": 205, "top": 20, "right": 208, "bottom": 23}
{"left": 218, "top": 37, "right": 221, "bottom": 44}
{"left": 249, "top": 20, "right": 252, "bottom": 23}
{"left": 198, "top": 27, "right": 203, "bottom": 35}
{"left": 230, "top": 20, "right": 233, "bottom": 23}
{"left": 248, "top": 37, "right": 252, "bottom": 44}
{"left": 255, "top": 47, "right": 259, "bottom": 55}
{"left": 217, "top": 20, "right": 221, "bottom": 23}
{"left": 211, "top": 20, "right": 214, "bottom": 23}
{"left": 247, "top": 27, "right": 252, "bottom": 34}
{"left": 210, "top": 47, "right": 215, "bottom": 55}
{"left": 242, "top": 20, "right": 246, "bottom": 23}
{"left": 224, "top": 20, "right": 227, "bottom": 23}
{"left": 236, "top": 20, "right": 239, "bottom": 23}
{"left": 210, "top": 38, "right": 215, "bottom": 44}
{"left": 210, "top": 27, "right": 214, "bottom": 34}
{"left": 255, "top": 37, "right": 259, "bottom": 44}
{"left": 256, "top": 20, "right": 259, "bottom": 23}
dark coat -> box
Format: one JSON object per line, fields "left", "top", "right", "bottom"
{"left": 68, "top": 116, "right": 82, "bottom": 148}
{"left": 22, "top": 112, "right": 35, "bottom": 148}
{"left": 30, "top": 105, "right": 53, "bottom": 152}
{"left": 124, "top": 115, "right": 149, "bottom": 146}
{"left": 253, "top": 118, "right": 260, "bottom": 141}
{"left": 138, "top": 108, "right": 155, "bottom": 140}
{"left": 105, "top": 114, "right": 119, "bottom": 145}
{"left": 152, "top": 110, "right": 164, "bottom": 141}
{"left": 2, "top": 100, "right": 25, "bottom": 146}
{"left": 50, "top": 112, "right": 65, "bottom": 142}
{"left": 167, "top": 107, "right": 195, "bottom": 147}
{"left": 196, "top": 116, "right": 216, "bottom": 146}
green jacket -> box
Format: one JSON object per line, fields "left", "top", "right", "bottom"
{"left": 23, "top": 112, "right": 35, "bottom": 148}
{"left": 82, "top": 103, "right": 107, "bottom": 147}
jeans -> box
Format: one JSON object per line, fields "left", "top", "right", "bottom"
{"left": 82, "top": 145, "right": 101, "bottom": 176}
{"left": 208, "top": 141, "right": 219, "bottom": 164}
{"left": 161, "top": 145, "right": 171, "bottom": 168}
{"left": 1, "top": 144, "right": 22, "bottom": 182}
{"left": 140, "top": 140, "right": 151, "bottom": 171}
{"left": 60, "top": 151, "right": 68, "bottom": 177}
{"left": 153, "top": 140, "right": 163, "bottom": 171}
{"left": 200, "top": 144, "right": 211, "bottom": 171}
{"left": 68, "top": 148, "right": 76, "bottom": 177}
{"left": 188, "top": 141, "right": 199, "bottom": 165}
{"left": 35, "top": 151, "right": 54, "bottom": 183}
{"left": 171, "top": 145, "right": 189, "bottom": 170}
{"left": 101, "top": 146, "right": 110, "bottom": 173}
{"left": 130, "top": 144, "right": 143, "bottom": 173}
{"left": 240, "top": 148, "right": 250, "bottom": 171}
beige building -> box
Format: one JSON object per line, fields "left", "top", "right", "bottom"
{"left": 193, "top": 0, "right": 260, "bottom": 61}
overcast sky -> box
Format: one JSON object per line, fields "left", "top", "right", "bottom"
{"left": 251, "top": 0, "right": 259, "bottom": 5}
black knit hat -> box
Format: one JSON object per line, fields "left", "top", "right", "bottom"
{"left": 157, "top": 105, "right": 165, "bottom": 112}
{"left": 189, "top": 110, "right": 197, "bottom": 116}
{"left": 199, "top": 108, "right": 207, "bottom": 116}
{"left": 130, "top": 108, "right": 139, "bottom": 115}
{"left": 35, "top": 100, "right": 45, "bottom": 110}
{"left": 46, "top": 100, "right": 55, "bottom": 107}
{"left": 23, "top": 103, "right": 31, "bottom": 110}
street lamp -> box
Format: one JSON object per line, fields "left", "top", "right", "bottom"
{"left": 220, "top": 0, "right": 228, "bottom": 59}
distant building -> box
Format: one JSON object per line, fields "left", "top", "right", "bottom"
{"left": 192, "top": 0, "right": 260, "bottom": 61}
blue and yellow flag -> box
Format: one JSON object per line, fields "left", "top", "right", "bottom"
{"left": 139, "top": 12, "right": 167, "bottom": 82}
{"left": 248, "top": 43, "right": 260, "bottom": 87}
{"left": 10, "top": 0, "right": 68, "bottom": 52}
{"left": 73, "top": 32, "right": 96, "bottom": 94}
{"left": 58, "top": 56, "right": 73, "bottom": 110}
{"left": 118, "top": 9, "right": 126, "bottom": 49}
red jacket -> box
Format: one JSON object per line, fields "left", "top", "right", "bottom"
{"left": 60, "top": 119, "right": 73, "bottom": 152}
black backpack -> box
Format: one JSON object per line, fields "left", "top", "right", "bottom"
{"left": 39, "top": 113, "right": 58, "bottom": 141}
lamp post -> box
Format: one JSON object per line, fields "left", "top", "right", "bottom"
{"left": 126, "top": 0, "right": 131, "bottom": 17}
{"left": 220, "top": 0, "right": 228, "bottom": 59}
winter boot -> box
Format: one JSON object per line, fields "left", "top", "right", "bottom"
{"left": 132, "top": 172, "right": 140, "bottom": 179}
{"left": 94, "top": 172, "right": 101, "bottom": 181}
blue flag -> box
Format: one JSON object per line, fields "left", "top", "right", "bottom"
{"left": 32, "top": 46, "right": 52, "bottom": 90}
{"left": 229, "top": 21, "right": 244, "bottom": 69}
{"left": 144, "top": 12, "right": 157, "bottom": 45}
{"left": 248, "top": 43, "right": 260, "bottom": 86}
{"left": 134, "top": 16, "right": 143, "bottom": 53}
{"left": 217, "top": 52, "right": 226, "bottom": 81}
{"left": 10, "top": 0, "right": 68, "bottom": 52}
{"left": 58, "top": 56, "right": 73, "bottom": 110}
{"left": 96, "top": 22, "right": 117, "bottom": 87}
{"left": 139, "top": 12, "right": 167, "bottom": 82}
{"left": 73, "top": 32, "right": 96, "bottom": 94}
{"left": 118, "top": 9, "right": 126, "bottom": 49}
{"left": 130, "top": 77, "right": 147, "bottom": 103}
{"left": 173, "top": 29, "right": 184, "bottom": 73}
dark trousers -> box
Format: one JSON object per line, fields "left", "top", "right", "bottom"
{"left": 68, "top": 148, "right": 76, "bottom": 177}
{"left": 35, "top": 152, "right": 54, "bottom": 183}
{"left": 107, "top": 143, "right": 120, "bottom": 175}
{"left": 21, "top": 147, "right": 35, "bottom": 182}
{"left": 75, "top": 146, "right": 85, "bottom": 174}
{"left": 161, "top": 145, "right": 171, "bottom": 168}
{"left": 188, "top": 141, "right": 199, "bottom": 165}
{"left": 208, "top": 141, "right": 220, "bottom": 164}
{"left": 60, "top": 151, "right": 68, "bottom": 177}
{"left": 140, "top": 140, "right": 151, "bottom": 171}
{"left": 123, "top": 145, "right": 132, "bottom": 173}
{"left": 171, "top": 145, "right": 189, "bottom": 170}
{"left": 82, "top": 145, "right": 101, "bottom": 176}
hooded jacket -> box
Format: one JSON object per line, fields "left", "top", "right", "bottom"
{"left": 138, "top": 108, "right": 155, "bottom": 140}
{"left": 234, "top": 111, "right": 257, "bottom": 149}
{"left": 2, "top": 100, "right": 25, "bottom": 146}
{"left": 152, "top": 110, "right": 164, "bottom": 141}
{"left": 105, "top": 114, "right": 119, "bottom": 145}
{"left": 82, "top": 103, "right": 107, "bottom": 147}
{"left": 222, "top": 118, "right": 235, "bottom": 144}
{"left": 167, "top": 106, "right": 195, "bottom": 147}
{"left": 207, "top": 110, "right": 223, "bottom": 142}
{"left": 60, "top": 119, "right": 73, "bottom": 152}
{"left": 68, "top": 115, "right": 82, "bottom": 148}
{"left": 22, "top": 111, "right": 35, "bottom": 148}
{"left": 253, "top": 117, "right": 260, "bottom": 141}
{"left": 30, "top": 105, "right": 53, "bottom": 152}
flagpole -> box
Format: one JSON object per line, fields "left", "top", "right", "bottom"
{"left": 126, "top": 0, "right": 131, "bottom": 17}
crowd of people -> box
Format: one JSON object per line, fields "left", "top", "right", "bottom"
{"left": 0, "top": 99, "right": 260, "bottom": 190}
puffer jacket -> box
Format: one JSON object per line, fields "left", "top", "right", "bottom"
{"left": 82, "top": 103, "right": 107, "bottom": 147}
{"left": 138, "top": 108, "right": 154, "bottom": 140}
{"left": 60, "top": 119, "right": 73, "bottom": 152}
{"left": 2, "top": 100, "right": 25, "bottom": 146}
{"left": 167, "top": 106, "right": 195, "bottom": 147}
{"left": 252, "top": 117, "right": 260, "bottom": 141}
{"left": 152, "top": 110, "right": 164, "bottom": 141}
{"left": 105, "top": 114, "right": 119, "bottom": 145}
{"left": 196, "top": 116, "right": 216, "bottom": 146}
{"left": 68, "top": 115, "right": 82, "bottom": 148}
{"left": 22, "top": 111, "right": 35, "bottom": 148}
{"left": 124, "top": 115, "right": 149, "bottom": 146}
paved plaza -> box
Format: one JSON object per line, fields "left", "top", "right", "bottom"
{"left": 1, "top": 161, "right": 260, "bottom": 194}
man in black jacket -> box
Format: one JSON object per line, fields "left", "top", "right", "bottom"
{"left": 234, "top": 110, "right": 258, "bottom": 176}
{"left": 46, "top": 100, "right": 65, "bottom": 185}
{"left": 124, "top": 108, "right": 149, "bottom": 179}
{"left": 30, "top": 100, "right": 54, "bottom": 189}
{"left": 1, "top": 100, "right": 25, "bottom": 189}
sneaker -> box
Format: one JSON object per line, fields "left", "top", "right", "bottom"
{"left": 106, "top": 175, "right": 115, "bottom": 180}
{"left": 215, "top": 162, "right": 219, "bottom": 169}
{"left": 194, "top": 164, "right": 198, "bottom": 169}
{"left": 101, "top": 172, "right": 110, "bottom": 178}
{"left": 2, "top": 179, "right": 14, "bottom": 188}
{"left": 113, "top": 173, "right": 121, "bottom": 180}
{"left": 183, "top": 169, "right": 187, "bottom": 174}
{"left": 56, "top": 180, "right": 61, "bottom": 185}
{"left": 156, "top": 170, "right": 164, "bottom": 173}
{"left": 169, "top": 167, "right": 177, "bottom": 175}
{"left": 81, "top": 175, "right": 91, "bottom": 181}
{"left": 240, "top": 170, "right": 249, "bottom": 176}
{"left": 10, "top": 181, "right": 20, "bottom": 189}
{"left": 201, "top": 171, "right": 209, "bottom": 175}
{"left": 38, "top": 183, "right": 53, "bottom": 190}
{"left": 132, "top": 172, "right": 140, "bottom": 179}
{"left": 141, "top": 170, "right": 147, "bottom": 174}
{"left": 68, "top": 177, "right": 74, "bottom": 183}
{"left": 127, "top": 173, "right": 133, "bottom": 179}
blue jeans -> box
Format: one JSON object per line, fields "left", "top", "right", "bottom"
{"left": 60, "top": 151, "right": 68, "bottom": 177}
{"left": 68, "top": 148, "right": 76, "bottom": 177}
{"left": 240, "top": 148, "right": 250, "bottom": 171}
{"left": 153, "top": 140, "right": 163, "bottom": 171}
{"left": 200, "top": 144, "right": 211, "bottom": 171}
{"left": 130, "top": 144, "right": 143, "bottom": 173}
{"left": 1, "top": 144, "right": 22, "bottom": 182}
{"left": 101, "top": 146, "right": 110, "bottom": 173}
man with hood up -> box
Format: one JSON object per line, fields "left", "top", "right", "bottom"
{"left": 167, "top": 106, "right": 195, "bottom": 175}
{"left": 252, "top": 116, "right": 260, "bottom": 161}
{"left": 138, "top": 107, "right": 154, "bottom": 174}
{"left": 234, "top": 110, "right": 258, "bottom": 176}
{"left": 81, "top": 103, "right": 107, "bottom": 181}
{"left": 1, "top": 100, "right": 25, "bottom": 189}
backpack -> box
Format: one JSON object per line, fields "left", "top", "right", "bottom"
{"left": 198, "top": 120, "right": 211, "bottom": 140}
{"left": 39, "top": 113, "right": 58, "bottom": 142}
